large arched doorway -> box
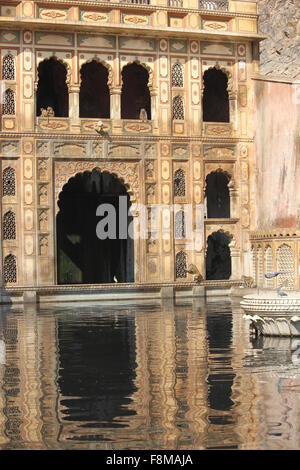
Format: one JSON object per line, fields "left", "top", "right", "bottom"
{"left": 56, "top": 169, "right": 134, "bottom": 284}
{"left": 206, "top": 230, "right": 231, "bottom": 280}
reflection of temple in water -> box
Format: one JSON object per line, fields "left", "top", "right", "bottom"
{"left": 1, "top": 304, "right": 300, "bottom": 449}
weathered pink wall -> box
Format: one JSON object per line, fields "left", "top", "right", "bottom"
{"left": 254, "top": 78, "right": 300, "bottom": 229}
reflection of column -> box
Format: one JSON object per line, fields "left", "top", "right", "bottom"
{"left": 0, "top": 331, "right": 8, "bottom": 445}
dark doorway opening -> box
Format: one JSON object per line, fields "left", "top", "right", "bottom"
{"left": 79, "top": 61, "right": 110, "bottom": 118}
{"left": 202, "top": 67, "right": 229, "bottom": 123}
{"left": 206, "top": 230, "right": 231, "bottom": 280}
{"left": 36, "top": 57, "right": 69, "bottom": 117}
{"left": 56, "top": 169, "right": 134, "bottom": 284}
{"left": 121, "top": 62, "right": 151, "bottom": 120}
{"left": 205, "top": 171, "right": 230, "bottom": 218}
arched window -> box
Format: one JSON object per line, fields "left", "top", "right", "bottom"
{"left": 121, "top": 62, "right": 151, "bottom": 120}
{"left": 205, "top": 171, "right": 230, "bottom": 218}
{"left": 265, "top": 246, "right": 274, "bottom": 288}
{"left": 202, "top": 67, "right": 229, "bottom": 122}
{"left": 79, "top": 61, "right": 110, "bottom": 118}
{"left": 3, "top": 167, "right": 16, "bottom": 196}
{"left": 172, "top": 63, "right": 184, "bottom": 87}
{"left": 36, "top": 57, "right": 69, "bottom": 117}
{"left": 277, "top": 244, "right": 294, "bottom": 290}
{"left": 176, "top": 250, "right": 187, "bottom": 278}
{"left": 257, "top": 245, "right": 263, "bottom": 287}
{"left": 3, "top": 254, "right": 17, "bottom": 283}
{"left": 174, "top": 210, "right": 186, "bottom": 239}
{"left": 251, "top": 245, "right": 257, "bottom": 286}
{"left": 206, "top": 230, "right": 231, "bottom": 280}
{"left": 173, "top": 95, "right": 184, "bottom": 120}
{"left": 2, "top": 53, "right": 15, "bottom": 81}
{"left": 3, "top": 210, "right": 16, "bottom": 240}
{"left": 174, "top": 168, "right": 185, "bottom": 197}
{"left": 2, "top": 88, "right": 15, "bottom": 115}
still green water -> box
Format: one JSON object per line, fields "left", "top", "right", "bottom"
{"left": 0, "top": 300, "right": 300, "bottom": 450}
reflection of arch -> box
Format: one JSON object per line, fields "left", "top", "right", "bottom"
{"left": 79, "top": 60, "right": 110, "bottom": 118}
{"left": 3, "top": 166, "right": 16, "bottom": 196}
{"left": 276, "top": 243, "right": 294, "bottom": 290}
{"left": 205, "top": 170, "right": 230, "bottom": 218}
{"left": 202, "top": 66, "right": 230, "bottom": 122}
{"left": 206, "top": 230, "right": 231, "bottom": 280}
{"left": 36, "top": 57, "right": 69, "bottom": 117}
{"left": 57, "top": 169, "right": 134, "bottom": 284}
{"left": 3, "top": 254, "right": 17, "bottom": 284}
{"left": 121, "top": 62, "right": 151, "bottom": 120}
{"left": 175, "top": 250, "right": 187, "bottom": 279}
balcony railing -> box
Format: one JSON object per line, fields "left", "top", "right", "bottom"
{"left": 119, "top": 0, "right": 151, "bottom": 5}
{"left": 199, "top": 0, "right": 229, "bottom": 11}
{"left": 168, "top": 0, "right": 183, "bottom": 7}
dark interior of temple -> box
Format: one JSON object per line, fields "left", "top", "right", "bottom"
{"left": 79, "top": 61, "right": 110, "bottom": 118}
{"left": 36, "top": 57, "right": 69, "bottom": 117}
{"left": 206, "top": 230, "right": 231, "bottom": 280}
{"left": 205, "top": 171, "right": 230, "bottom": 218}
{"left": 121, "top": 62, "right": 151, "bottom": 120}
{"left": 202, "top": 67, "right": 229, "bottom": 123}
{"left": 56, "top": 169, "right": 134, "bottom": 285}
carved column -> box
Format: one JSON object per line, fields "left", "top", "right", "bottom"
{"left": 229, "top": 187, "right": 239, "bottom": 219}
{"left": 229, "top": 91, "right": 238, "bottom": 133}
{"left": 69, "top": 84, "right": 80, "bottom": 132}
{"left": 230, "top": 243, "right": 241, "bottom": 280}
{"left": 110, "top": 86, "right": 121, "bottom": 120}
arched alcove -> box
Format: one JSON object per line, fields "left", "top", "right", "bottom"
{"left": 79, "top": 60, "right": 110, "bottom": 118}
{"left": 121, "top": 62, "right": 151, "bottom": 120}
{"left": 205, "top": 171, "right": 230, "bottom": 218}
{"left": 206, "top": 230, "right": 231, "bottom": 280}
{"left": 36, "top": 57, "right": 69, "bottom": 117}
{"left": 56, "top": 169, "right": 134, "bottom": 284}
{"left": 203, "top": 67, "right": 229, "bottom": 123}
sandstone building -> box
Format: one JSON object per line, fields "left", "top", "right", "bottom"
{"left": 1, "top": 0, "right": 297, "bottom": 301}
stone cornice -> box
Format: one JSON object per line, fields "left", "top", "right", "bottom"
{"left": 250, "top": 228, "right": 300, "bottom": 240}
{"left": 29, "top": 0, "right": 258, "bottom": 19}
{"left": 0, "top": 132, "right": 254, "bottom": 144}
{"left": 0, "top": 17, "right": 265, "bottom": 42}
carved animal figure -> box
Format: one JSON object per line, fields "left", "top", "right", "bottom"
{"left": 139, "top": 108, "right": 148, "bottom": 122}
{"left": 241, "top": 275, "right": 254, "bottom": 288}
{"left": 186, "top": 264, "right": 203, "bottom": 283}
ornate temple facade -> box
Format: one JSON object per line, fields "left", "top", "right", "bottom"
{"left": 0, "top": 0, "right": 264, "bottom": 296}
